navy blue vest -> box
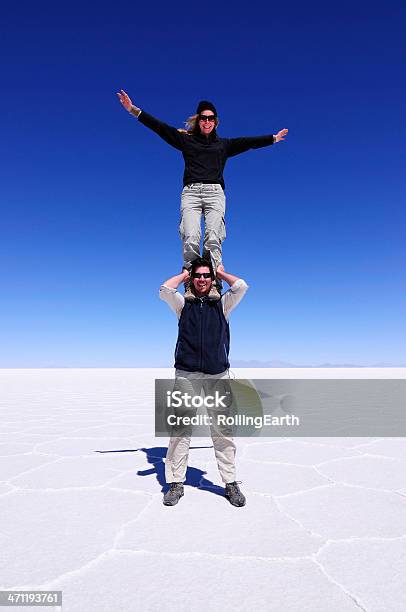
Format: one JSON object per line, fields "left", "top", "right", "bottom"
{"left": 174, "top": 297, "right": 230, "bottom": 375}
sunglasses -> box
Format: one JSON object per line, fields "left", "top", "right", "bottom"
{"left": 199, "top": 115, "right": 216, "bottom": 123}
{"left": 192, "top": 272, "right": 212, "bottom": 279}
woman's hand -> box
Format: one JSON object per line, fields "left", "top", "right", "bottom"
{"left": 117, "top": 89, "right": 134, "bottom": 112}
{"left": 275, "top": 128, "right": 289, "bottom": 143}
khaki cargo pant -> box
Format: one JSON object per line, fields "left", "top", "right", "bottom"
{"left": 165, "top": 368, "right": 237, "bottom": 485}
{"left": 179, "top": 183, "right": 226, "bottom": 273}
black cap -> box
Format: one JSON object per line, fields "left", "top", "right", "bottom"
{"left": 196, "top": 100, "right": 217, "bottom": 116}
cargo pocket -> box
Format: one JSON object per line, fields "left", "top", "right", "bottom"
{"left": 220, "top": 216, "right": 226, "bottom": 242}
{"left": 179, "top": 214, "right": 185, "bottom": 239}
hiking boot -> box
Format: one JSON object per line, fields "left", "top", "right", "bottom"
{"left": 208, "top": 282, "right": 221, "bottom": 301}
{"left": 163, "top": 483, "right": 184, "bottom": 506}
{"left": 184, "top": 280, "right": 195, "bottom": 301}
{"left": 225, "top": 481, "right": 246, "bottom": 507}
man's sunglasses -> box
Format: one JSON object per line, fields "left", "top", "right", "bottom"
{"left": 192, "top": 272, "right": 212, "bottom": 279}
{"left": 199, "top": 115, "right": 216, "bottom": 123}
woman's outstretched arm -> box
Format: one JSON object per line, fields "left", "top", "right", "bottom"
{"left": 117, "top": 89, "right": 184, "bottom": 151}
{"left": 225, "top": 128, "right": 288, "bottom": 158}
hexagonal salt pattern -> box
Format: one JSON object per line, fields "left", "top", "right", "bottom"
{"left": 0, "top": 368, "right": 405, "bottom": 612}
{"left": 45, "top": 551, "right": 364, "bottom": 612}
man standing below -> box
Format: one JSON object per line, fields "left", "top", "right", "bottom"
{"left": 159, "top": 257, "right": 248, "bottom": 507}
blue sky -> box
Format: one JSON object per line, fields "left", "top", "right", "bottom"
{"left": 1, "top": 1, "right": 405, "bottom": 367}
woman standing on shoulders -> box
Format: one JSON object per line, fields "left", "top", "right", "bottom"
{"left": 117, "top": 90, "right": 288, "bottom": 299}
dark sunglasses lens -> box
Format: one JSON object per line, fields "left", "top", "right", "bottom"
{"left": 200, "top": 115, "right": 215, "bottom": 122}
{"left": 193, "top": 273, "right": 211, "bottom": 279}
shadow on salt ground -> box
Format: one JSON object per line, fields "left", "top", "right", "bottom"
{"left": 95, "top": 446, "right": 225, "bottom": 497}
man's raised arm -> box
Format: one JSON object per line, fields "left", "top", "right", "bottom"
{"left": 217, "top": 265, "right": 249, "bottom": 319}
{"left": 161, "top": 269, "right": 190, "bottom": 290}
{"left": 159, "top": 269, "right": 190, "bottom": 319}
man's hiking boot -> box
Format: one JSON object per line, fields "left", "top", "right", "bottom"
{"left": 225, "top": 481, "right": 246, "bottom": 507}
{"left": 163, "top": 483, "right": 184, "bottom": 506}
{"left": 208, "top": 282, "right": 221, "bottom": 301}
{"left": 184, "top": 281, "right": 195, "bottom": 301}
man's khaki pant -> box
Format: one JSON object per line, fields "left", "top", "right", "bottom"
{"left": 179, "top": 183, "right": 226, "bottom": 273}
{"left": 165, "top": 369, "right": 237, "bottom": 485}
